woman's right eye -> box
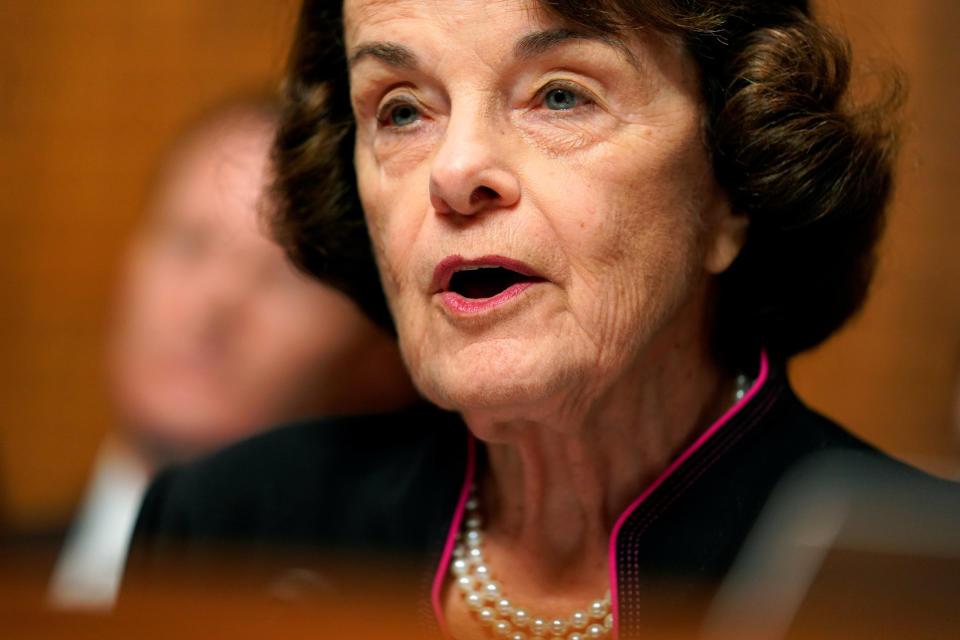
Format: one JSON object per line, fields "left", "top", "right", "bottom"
{"left": 378, "top": 100, "right": 421, "bottom": 128}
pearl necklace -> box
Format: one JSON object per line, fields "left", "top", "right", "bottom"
{"left": 450, "top": 372, "right": 753, "bottom": 639}
{"left": 450, "top": 484, "right": 613, "bottom": 640}
{"left": 733, "top": 373, "right": 751, "bottom": 402}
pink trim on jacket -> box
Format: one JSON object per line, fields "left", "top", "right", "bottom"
{"left": 431, "top": 433, "right": 476, "bottom": 639}
{"left": 430, "top": 352, "right": 770, "bottom": 639}
{"left": 607, "top": 351, "right": 769, "bottom": 639}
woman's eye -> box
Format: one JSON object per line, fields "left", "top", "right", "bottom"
{"left": 381, "top": 102, "right": 420, "bottom": 127}
{"left": 543, "top": 87, "right": 581, "bottom": 111}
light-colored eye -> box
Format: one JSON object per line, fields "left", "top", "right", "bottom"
{"left": 543, "top": 87, "right": 581, "bottom": 111}
{"left": 382, "top": 101, "right": 420, "bottom": 127}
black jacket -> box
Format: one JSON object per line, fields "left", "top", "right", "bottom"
{"left": 128, "top": 359, "right": 950, "bottom": 638}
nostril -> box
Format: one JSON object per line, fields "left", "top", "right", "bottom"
{"left": 469, "top": 186, "right": 499, "bottom": 205}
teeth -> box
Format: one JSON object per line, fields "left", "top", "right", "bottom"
{"left": 457, "top": 265, "right": 500, "bottom": 272}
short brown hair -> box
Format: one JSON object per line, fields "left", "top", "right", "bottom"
{"left": 271, "top": 0, "right": 902, "bottom": 367}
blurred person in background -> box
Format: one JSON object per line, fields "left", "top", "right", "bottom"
{"left": 48, "top": 96, "right": 418, "bottom": 609}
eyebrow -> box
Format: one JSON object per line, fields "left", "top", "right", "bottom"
{"left": 347, "top": 28, "right": 636, "bottom": 71}
{"left": 514, "top": 28, "right": 638, "bottom": 67}
{"left": 347, "top": 42, "right": 418, "bottom": 69}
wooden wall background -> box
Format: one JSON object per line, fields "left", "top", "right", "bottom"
{"left": 0, "top": 1, "right": 958, "bottom": 532}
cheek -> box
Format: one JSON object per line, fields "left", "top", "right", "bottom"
{"left": 374, "top": 130, "right": 438, "bottom": 179}
{"left": 357, "top": 151, "right": 431, "bottom": 354}
{"left": 357, "top": 153, "right": 399, "bottom": 296}
{"left": 360, "top": 218, "right": 441, "bottom": 401}
{"left": 555, "top": 153, "right": 701, "bottom": 277}
{"left": 607, "top": 130, "right": 712, "bottom": 261}
{"left": 538, "top": 136, "right": 709, "bottom": 341}
{"left": 363, "top": 188, "right": 420, "bottom": 311}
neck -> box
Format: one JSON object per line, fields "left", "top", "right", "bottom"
{"left": 461, "top": 322, "right": 734, "bottom": 588}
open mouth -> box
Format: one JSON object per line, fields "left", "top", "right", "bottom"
{"left": 448, "top": 266, "right": 541, "bottom": 299}
{"left": 431, "top": 255, "right": 546, "bottom": 313}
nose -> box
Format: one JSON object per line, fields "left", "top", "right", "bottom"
{"left": 428, "top": 107, "right": 520, "bottom": 218}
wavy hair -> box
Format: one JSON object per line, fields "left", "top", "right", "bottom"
{"left": 271, "top": 0, "right": 902, "bottom": 367}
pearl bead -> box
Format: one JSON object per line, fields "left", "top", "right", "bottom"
{"left": 549, "top": 618, "right": 567, "bottom": 636}
{"left": 512, "top": 608, "right": 530, "bottom": 627}
{"left": 465, "top": 592, "right": 484, "bottom": 611}
{"left": 569, "top": 611, "right": 588, "bottom": 630}
{"left": 450, "top": 484, "right": 613, "bottom": 640}
{"left": 483, "top": 581, "right": 502, "bottom": 600}
{"left": 589, "top": 600, "right": 607, "bottom": 619}
{"left": 479, "top": 607, "right": 497, "bottom": 625}
{"left": 530, "top": 618, "right": 547, "bottom": 635}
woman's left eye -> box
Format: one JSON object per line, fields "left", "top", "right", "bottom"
{"left": 544, "top": 87, "right": 581, "bottom": 111}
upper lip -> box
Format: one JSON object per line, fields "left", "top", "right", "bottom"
{"left": 430, "top": 254, "right": 543, "bottom": 294}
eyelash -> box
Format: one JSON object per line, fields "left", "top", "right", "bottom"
{"left": 376, "top": 95, "right": 422, "bottom": 129}
{"left": 534, "top": 80, "right": 596, "bottom": 112}
{"left": 373, "top": 79, "right": 597, "bottom": 130}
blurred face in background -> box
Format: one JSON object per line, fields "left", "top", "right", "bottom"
{"left": 109, "top": 110, "right": 414, "bottom": 460}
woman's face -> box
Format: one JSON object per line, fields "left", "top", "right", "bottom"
{"left": 346, "top": 0, "right": 744, "bottom": 420}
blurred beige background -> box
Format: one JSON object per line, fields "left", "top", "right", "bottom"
{"left": 0, "top": 0, "right": 958, "bottom": 534}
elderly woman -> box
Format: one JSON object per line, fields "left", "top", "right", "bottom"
{"left": 129, "top": 0, "right": 930, "bottom": 638}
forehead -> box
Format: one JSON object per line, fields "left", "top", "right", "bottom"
{"left": 344, "top": 0, "right": 541, "bottom": 26}
{"left": 340, "top": 0, "right": 690, "bottom": 88}
{"left": 344, "top": 0, "right": 566, "bottom": 50}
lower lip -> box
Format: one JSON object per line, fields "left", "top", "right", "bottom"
{"left": 438, "top": 281, "right": 536, "bottom": 314}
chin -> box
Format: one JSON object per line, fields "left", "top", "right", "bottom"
{"left": 411, "top": 342, "right": 582, "bottom": 418}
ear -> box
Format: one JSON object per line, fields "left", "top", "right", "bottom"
{"left": 703, "top": 194, "right": 749, "bottom": 275}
